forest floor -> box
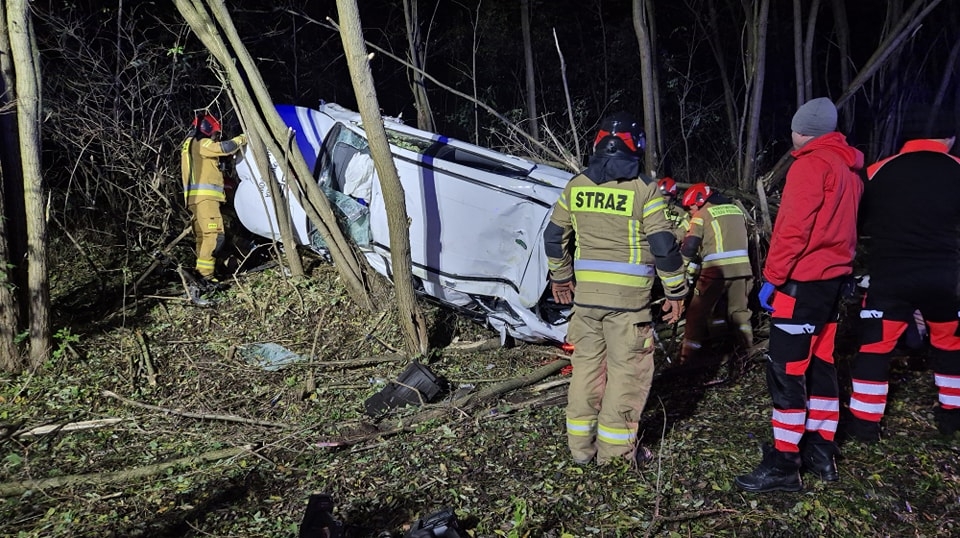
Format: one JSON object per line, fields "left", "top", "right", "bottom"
{"left": 2, "top": 246, "right": 960, "bottom": 537}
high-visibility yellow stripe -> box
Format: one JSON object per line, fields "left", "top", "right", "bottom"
{"left": 575, "top": 270, "right": 652, "bottom": 287}
{"left": 660, "top": 273, "right": 686, "bottom": 288}
{"left": 597, "top": 424, "right": 635, "bottom": 445}
{"left": 642, "top": 196, "right": 665, "bottom": 218}
{"left": 703, "top": 256, "right": 750, "bottom": 267}
{"left": 558, "top": 191, "right": 570, "bottom": 210}
{"left": 567, "top": 418, "right": 597, "bottom": 437}
{"left": 712, "top": 220, "right": 724, "bottom": 252}
{"left": 629, "top": 220, "right": 640, "bottom": 264}
{"left": 689, "top": 216, "right": 704, "bottom": 227}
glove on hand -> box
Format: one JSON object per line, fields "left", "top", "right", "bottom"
{"left": 236, "top": 134, "right": 248, "bottom": 146}
{"left": 758, "top": 281, "right": 776, "bottom": 313}
{"left": 685, "top": 262, "right": 700, "bottom": 286}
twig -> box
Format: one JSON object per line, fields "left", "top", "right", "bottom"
{"left": 0, "top": 444, "right": 255, "bottom": 498}
{"left": 101, "top": 390, "right": 291, "bottom": 429}
{"left": 313, "top": 354, "right": 407, "bottom": 369}
{"left": 135, "top": 330, "right": 157, "bottom": 386}
{"left": 446, "top": 337, "right": 500, "bottom": 352}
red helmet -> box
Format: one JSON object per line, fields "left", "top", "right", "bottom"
{"left": 681, "top": 182, "right": 712, "bottom": 209}
{"left": 191, "top": 113, "right": 221, "bottom": 137}
{"left": 658, "top": 177, "right": 678, "bottom": 197}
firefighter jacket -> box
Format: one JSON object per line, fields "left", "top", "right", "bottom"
{"left": 763, "top": 131, "right": 864, "bottom": 286}
{"left": 681, "top": 201, "right": 752, "bottom": 278}
{"left": 861, "top": 138, "right": 960, "bottom": 274}
{"left": 181, "top": 135, "right": 246, "bottom": 205}
{"left": 543, "top": 172, "right": 688, "bottom": 311}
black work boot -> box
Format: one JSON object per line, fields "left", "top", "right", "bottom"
{"left": 801, "top": 441, "right": 839, "bottom": 482}
{"left": 934, "top": 406, "right": 960, "bottom": 437}
{"left": 735, "top": 444, "right": 802, "bottom": 493}
{"left": 842, "top": 411, "right": 882, "bottom": 443}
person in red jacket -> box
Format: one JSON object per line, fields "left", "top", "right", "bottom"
{"left": 735, "top": 97, "right": 864, "bottom": 493}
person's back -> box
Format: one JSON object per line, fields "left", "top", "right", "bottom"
{"left": 862, "top": 142, "right": 960, "bottom": 271}
{"left": 845, "top": 106, "right": 960, "bottom": 442}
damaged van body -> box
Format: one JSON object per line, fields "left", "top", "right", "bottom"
{"left": 232, "top": 103, "right": 572, "bottom": 344}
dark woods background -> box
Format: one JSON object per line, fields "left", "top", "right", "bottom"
{"left": 18, "top": 0, "right": 960, "bottom": 295}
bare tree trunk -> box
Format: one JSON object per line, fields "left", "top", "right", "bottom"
{"left": 403, "top": 0, "right": 435, "bottom": 132}
{"left": 739, "top": 0, "right": 770, "bottom": 191}
{"left": 793, "top": 0, "right": 804, "bottom": 105}
{"left": 336, "top": 0, "right": 428, "bottom": 356}
{"left": 0, "top": 6, "right": 23, "bottom": 371}
{"left": 520, "top": 0, "right": 539, "bottom": 140}
{"left": 8, "top": 0, "right": 50, "bottom": 368}
{"left": 645, "top": 0, "right": 664, "bottom": 167}
{"left": 632, "top": 0, "right": 659, "bottom": 174}
{"left": 831, "top": 0, "right": 854, "bottom": 132}
{"left": 553, "top": 28, "right": 582, "bottom": 166}
{"left": 803, "top": 0, "right": 822, "bottom": 99}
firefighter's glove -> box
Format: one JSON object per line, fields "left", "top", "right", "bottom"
{"left": 758, "top": 281, "right": 776, "bottom": 313}
{"left": 685, "top": 262, "right": 700, "bottom": 286}
{"left": 236, "top": 134, "right": 248, "bottom": 146}
{"left": 551, "top": 280, "right": 575, "bottom": 305}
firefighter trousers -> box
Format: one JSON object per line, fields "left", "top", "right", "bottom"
{"left": 189, "top": 199, "right": 225, "bottom": 278}
{"left": 681, "top": 273, "right": 754, "bottom": 361}
{"left": 849, "top": 267, "right": 960, "bottom": 424}
{"left": 766, "top": 278, "right": 844, "bottom": 453}
{"left": 565, "top": 306, "right": 655, "bottom": 464}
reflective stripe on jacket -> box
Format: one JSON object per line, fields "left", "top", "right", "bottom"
{"left": 683, "top": 203, "right": 752, "bottom": 278}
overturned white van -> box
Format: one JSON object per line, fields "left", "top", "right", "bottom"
{"left": 232, "top": 103, "right": 573, "bottom": 344}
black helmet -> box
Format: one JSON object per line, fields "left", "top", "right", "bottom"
{"left": 593, "top": 112, "right": 645, "bottom": 158}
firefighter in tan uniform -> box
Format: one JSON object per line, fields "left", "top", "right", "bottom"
{"left": 676, "top": 183, "right": 753, "bottom": 365}
{"left": 544, "top": 112, "right": 688, "bottom": 465}
{"left": 180, "top": 112, "right": 247, "bottom": 281}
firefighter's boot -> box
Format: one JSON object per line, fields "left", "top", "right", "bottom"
{"left": 735, "top": 444, "right": 802, "bottom": 493}
{"left": 801, "top": 440, "right": 839, "bottom": 482}
{"left": 842, "top": 410, "right": 881, "bottom": 443}
{"left": 934, "top": 406, "right": 960, "bottom": 437}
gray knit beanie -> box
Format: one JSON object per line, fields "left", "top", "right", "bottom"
{"left": 791, "top": 97, "right": 838, "bottom": 137}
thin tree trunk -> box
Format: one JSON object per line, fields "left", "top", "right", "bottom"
{"left": 632, "top": 0, "right": 658, "bottom": 174}
{"left": 645, "top": 0, "right": 663, "bottom": 168}
{"left": 740, "top": 0, "right": 770, "bottom": 190}
{"left": 553, "top": 28, "right": 582, "bottom": 166}
{"left": 802, "top": 0, "right": 822, "bottom": 99}
{"left": 831, "top": 0, "right": 854, "bottom": 132}
{"left": 521, "top": 0, "right": 539, "bottom": 140}
{"left": 9, "top": 0, "right": 50, "bottom": 368}
{"left": 0, "top": 5, "right": 22, "bottom": 371}
{"left": 793, "top": 0, "right": 804, "bottom": 105}
{"left": 403, "top": 0, "right": 435, "bottom": 132}
{"left": 336, "top": 0, "right": 428, "bottom": 356}
{"left": 700, "top": 0, "right": 738, "bottom": 149}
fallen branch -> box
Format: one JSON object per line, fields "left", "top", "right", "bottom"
{"left": 15, "top": 418, "right": 127, "bottom": 439}
{"left": 0, "top": 445, "right": 254, "bottom": 498}
{"left": 102, "top": 390, "right": 291, "bottom": 429}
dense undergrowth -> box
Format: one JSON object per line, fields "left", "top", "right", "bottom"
{"left": 1, "top": 253, "right": 959, "bottom": 537}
